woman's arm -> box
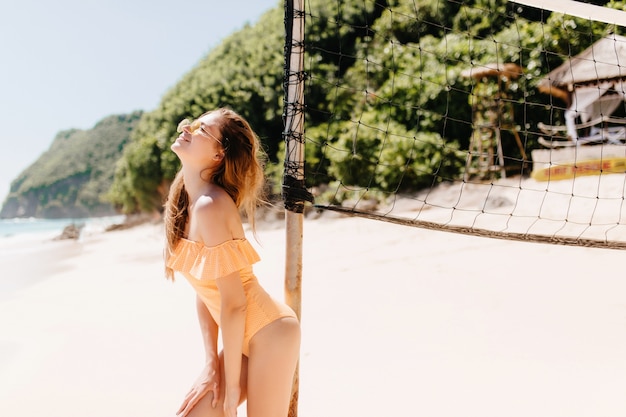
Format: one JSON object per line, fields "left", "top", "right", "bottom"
{"left": 193, "top": 189, "right": 247, "bottom": 416}
{"left": 216, "top": 272, "right": 247, "bottom": 416}
{"left": 196, "top": 294, "right": 219, "bottom": 364}
{"left": 176, "top": 296, "right": 221, "bottom": 416}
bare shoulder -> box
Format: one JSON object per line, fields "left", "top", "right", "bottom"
{"left": 191, "top": 187, "right": 243, "bottom": 245}
{"left": 194, "top": 187, "right": 235, "bottom": 215}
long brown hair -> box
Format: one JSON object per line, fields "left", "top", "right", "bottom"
{"left": 163, "top": 108, "right": 266, "bottom": 280}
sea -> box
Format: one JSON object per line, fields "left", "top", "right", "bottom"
{"left": 0, "top": 215, "right": 127, "bottom": 296}
{"left": 0, "top": 215, "right": 126, "bottom": 243}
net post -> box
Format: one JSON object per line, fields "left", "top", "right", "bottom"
{"left": 283, "top": 1, "right": 309, "bottom": 416}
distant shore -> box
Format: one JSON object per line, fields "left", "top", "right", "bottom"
{"left": 0, "top": 214, "right": 127, "bottom": 240}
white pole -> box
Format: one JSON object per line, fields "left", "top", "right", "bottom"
{"left": 513, "top": 0, "right": 626, "bottom": 26}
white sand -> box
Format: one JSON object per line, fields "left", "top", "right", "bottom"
{"left": 1, "top": 182, "right": 625, "bottom": 417}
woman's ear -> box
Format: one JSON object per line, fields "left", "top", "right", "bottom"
{"left": 213, "top": 151, "right": 225, "bottom": 161}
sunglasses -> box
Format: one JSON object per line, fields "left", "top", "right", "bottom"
{"left": 177, "top": 118, "right": 225, "bottom": 147}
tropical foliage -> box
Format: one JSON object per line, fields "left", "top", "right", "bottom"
{"left": 5, "top": 0, "right": 626, "bottom": 218}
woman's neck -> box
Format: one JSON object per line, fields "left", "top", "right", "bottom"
{"left": 180, "top": 165, "right": 214, "bottom": 202}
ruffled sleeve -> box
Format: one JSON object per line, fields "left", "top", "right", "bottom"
{"left": 167, "top": 238, "right": 260, "bottom": 281}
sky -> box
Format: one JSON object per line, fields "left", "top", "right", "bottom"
{"left": 0, "top": 0, "right": 279, "bottom": 203}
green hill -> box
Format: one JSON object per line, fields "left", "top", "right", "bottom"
{"left": 0, "top": 111, "right": 142, "bottom": 219}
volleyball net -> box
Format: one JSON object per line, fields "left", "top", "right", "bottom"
{"left": 282, "top": 0, "right": 626, "bottom": 249}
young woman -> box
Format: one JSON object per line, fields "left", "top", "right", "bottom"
{"left": 164, "top": 108, "right": 301, "bottom": 417}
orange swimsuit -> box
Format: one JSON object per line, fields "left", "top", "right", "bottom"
{"left": 166, "top": 238, "right": 296, "bottom": 356}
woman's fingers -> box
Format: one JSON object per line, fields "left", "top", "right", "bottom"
{"left": 177, "top": 395, "right": 195, "bottom": 416}
{"left": 176, "top": 388, "right": 195, "bottom": 415}
{"left": 210, "top": 382, "right": 220, "bottom": 408}
{"left": 176, "top": 397, "right": 189, "bottom": 415}
{"left": 176, "top": 381, "right": 220, "bottom": 416}
{"left": 175, "top": 364, "right": 221, "bottom": 417}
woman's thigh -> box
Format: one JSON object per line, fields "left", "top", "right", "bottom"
{"left": 246, "top": 317, "right": 301, "bottom": 417}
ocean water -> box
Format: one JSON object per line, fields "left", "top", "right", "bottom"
{"left": 0, "top": 215, "right": 126, "bottom": 297}
{"left": 0, "top": 215, "right": 126, "bottom": 241}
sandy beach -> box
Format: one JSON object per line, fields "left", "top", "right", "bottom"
{"left": 1, "top": 181, "right": 625, "bottom": 417}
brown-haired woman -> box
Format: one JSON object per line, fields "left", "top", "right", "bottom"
{"left": 164, "top": 108, "right": 300, "bottom": 417}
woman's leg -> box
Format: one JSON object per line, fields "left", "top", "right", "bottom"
{"left": 185, "top": 352, "right": 248, "bottom": 417}
{"left": 246, "top": 317, "right": 301, "bottom": 417}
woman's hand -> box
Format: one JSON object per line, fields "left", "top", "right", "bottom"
{"left": 176, "top": 362, "right": 220, "bottom": 417}
{"left": 223, "top": 386, "right": 241, "bottom": 417}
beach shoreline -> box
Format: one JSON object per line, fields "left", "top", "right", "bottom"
{"left": 1, "top": 203, "right": 625, "bottom": 417}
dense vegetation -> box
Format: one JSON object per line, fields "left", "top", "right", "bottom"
{"left": 0, "top": 112, "right": 142, "bottom": 218}
{"left": 107, "top": 0, "right": 626, "bottom": 214}
{"left": 302, "top": 0, "right": 626, "bottom": 197}
{"left": 107, "top": 6, "right": 287, "bottom": 214}
{"left": 4, "top": 0, "right": 626, "bottom": 218}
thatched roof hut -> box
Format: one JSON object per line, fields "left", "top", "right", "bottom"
{"left": 536, "top": 34, "right": 626, "bottom": 143}
{"left": 539, "top": 34, "right": 626, "bottom": 104}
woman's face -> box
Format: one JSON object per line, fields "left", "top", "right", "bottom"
{"left": 171, "top": 112, "right": 225, "bottom": 168}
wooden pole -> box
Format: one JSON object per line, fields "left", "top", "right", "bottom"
{"left": 283, "top": 1, "right": 307, "bottom": 416}
{"left": 285, "top": 211, "right": 303, "bottom": 417}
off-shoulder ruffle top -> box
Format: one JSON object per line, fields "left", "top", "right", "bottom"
{"left": 166, "top": 237, "right": 296, "bottom": 356}
{"left": 167, "top": 238, "right": 260, "bottom": 281}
